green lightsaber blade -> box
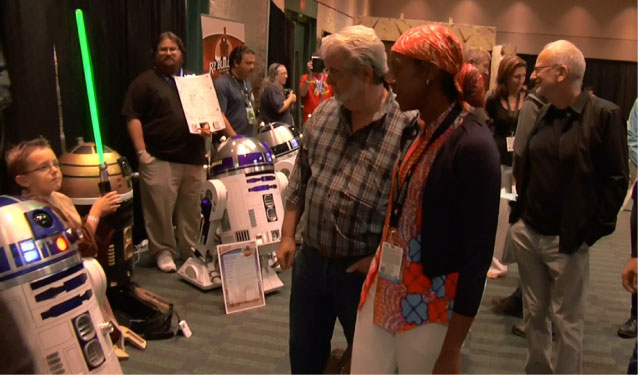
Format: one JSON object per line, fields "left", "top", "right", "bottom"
{"left": 75, "top": 9, "right": 104, "bottom": 165}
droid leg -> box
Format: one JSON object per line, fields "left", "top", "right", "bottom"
{"left": 177, "top": 247, "right": 222, "bottom": 290}
{"left": 258, "top": 247, "right": 284, "bottom": 293}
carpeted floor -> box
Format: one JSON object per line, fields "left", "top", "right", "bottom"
{"left": 120, "top": 211, "right": 636, "bottom": 374}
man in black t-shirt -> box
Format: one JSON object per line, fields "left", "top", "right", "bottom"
{"left": 122, "top": 32, "right": 210, "bottom": 273}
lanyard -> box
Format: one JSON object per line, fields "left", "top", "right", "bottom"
{"left": 232, "top": 74, "right": 253, "bottom": 108}
{"left": 389, "top": 104, "right": 462, "bottom": 228}
{"left": 316, "top": 74, "right": 325, "bottom": 103}
{"left": 162, "top": 68, "right": 183, "bottom": 83}
{"left": 506, "top": 93, "right": 521, "bottom": 134}
{"left": 505, "top": 92, "right": 521, "bottom": 137}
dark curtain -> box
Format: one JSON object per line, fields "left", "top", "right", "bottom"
{"left": 581, "top": 58, "right": 637, "bottom": 120}
{"left": 1, "top": 0, "right": 61, "bottom": 160}
{"left": 1, "top": 0, "right": 186, "bottom": 241}
{"left": 0, "top": 40, "right": 12, "bottom": 194}
{"left": 519, "top": 53, "right": 637, "bottom": 120}
{"left": 267, "top": 1, "right": 294, "bottom": 89}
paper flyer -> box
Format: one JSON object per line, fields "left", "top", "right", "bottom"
{"left": 174, "top": 73, "right": 226, "bottom": 134}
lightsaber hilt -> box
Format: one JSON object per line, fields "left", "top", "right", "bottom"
{"left": 98, "top": 162, "right": 111, "bottom": 194}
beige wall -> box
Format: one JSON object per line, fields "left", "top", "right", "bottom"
{"left": 318, "top": 0, "right": 369, "bottom": 20}
{"left": 207, "top": 0, "right": 371, "bottom": 87}
{"left": 317, "top": 0, "right": 370, "bottom": 38}
{"left": 369, "top": 0, "right": 637, "bottom": 61}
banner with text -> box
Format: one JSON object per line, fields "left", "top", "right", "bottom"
{"left": 201, "top": 15, "right": 245, "bottom": 79}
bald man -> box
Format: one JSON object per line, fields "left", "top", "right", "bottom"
{"left": 510, "top": 40, "right": 628, "bottom": 373}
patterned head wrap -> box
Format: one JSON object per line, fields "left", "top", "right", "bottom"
{"left": 391, "top": 25, "right": 464, "bottom": 75}
{"left": 391, "top": 24, "right": 485, "bottom": 107}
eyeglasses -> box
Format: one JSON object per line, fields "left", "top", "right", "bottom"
{"left": 22, "top": 160, "right": 60, "bottom": 175}
{"left": 158, "top": 47, "right": 178, "bottom": 54}
{"left": 533, "top": 64, "right": 558, "bottom": 74}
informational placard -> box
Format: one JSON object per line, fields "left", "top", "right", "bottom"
{"left": 217, "top": 240, "right": 265, "bottom": 314}
{"left": 174, "top": 73, "right": 226, "bottom": 134}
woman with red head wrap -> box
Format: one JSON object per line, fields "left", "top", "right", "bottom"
{"left": 350, "top": 25, "right": 501, "bottom": 373}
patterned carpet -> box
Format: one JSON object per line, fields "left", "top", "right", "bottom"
{"left": 120, "top": 211, "right": 636, "bottom": 374}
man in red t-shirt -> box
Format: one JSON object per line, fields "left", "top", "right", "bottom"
{"left": 299, "top": 60, "right": 333, "bottom": 124}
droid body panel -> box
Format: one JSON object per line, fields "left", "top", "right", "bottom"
{"left": 0, "top": 196, "right": 121, "bottom": 374}
{"left": 209, "top": 136, "right": 287, "bottom": 255}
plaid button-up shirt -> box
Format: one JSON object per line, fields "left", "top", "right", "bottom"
{"left": 286, "top": 93, "right": 415, "bottom": 258}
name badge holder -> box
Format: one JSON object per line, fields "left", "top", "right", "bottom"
{"left": 379, "top": 229, "right": 403, "bottom": 282}
{"left": 506, "top": 136, "right": 515, "bottom": 152}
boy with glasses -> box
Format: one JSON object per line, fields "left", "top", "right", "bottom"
{"left": 5, "top": 137, "right": 121, "bottom": 257}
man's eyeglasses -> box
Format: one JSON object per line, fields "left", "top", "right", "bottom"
{"left": 22, "top": 160, "right": 60, "bottom": 175}
{"left": 158, "top": 47, "right": 178, "bottom": 54}
{"left": 533, "top": 64, "right": 558, "bottom": 74}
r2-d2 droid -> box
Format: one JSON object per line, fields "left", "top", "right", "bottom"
{"left": 0, "top": 196, "right": 121, "bottom": 374}
{"left": 178, "top": 136, "right": 287, "bottom": 293}
{"left": 256, "top": 122, "right": 300, "bottom": 179}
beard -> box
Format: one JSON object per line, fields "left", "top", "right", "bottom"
{"left": 155, "top": 56, "right": 183, "bottom": 75}
{"left": 334, "top": 78, "right": 366, "bottom": 107}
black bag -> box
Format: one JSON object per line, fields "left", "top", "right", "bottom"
{"left": 107, "top": 285, "right": 175, "bottom": 340}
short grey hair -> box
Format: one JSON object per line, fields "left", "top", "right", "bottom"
{"left": 543, "top": 40, "right": 586, "bottom": 89}
{"left": 320, "top": 25, "right": 387, "bottom": 84}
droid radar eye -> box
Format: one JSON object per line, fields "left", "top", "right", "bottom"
{"left": 33, "top": 210, "right": 53, "bottom": 228}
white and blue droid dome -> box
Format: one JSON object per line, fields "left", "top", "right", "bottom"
{"left": 256, "top": 122, "right": 300, "bottom": 158}
{"left": 210, "top": 135, "right": 275, "bottom": 178}
{"left": 0, "top": 195, "right": 81, "bottom": 289}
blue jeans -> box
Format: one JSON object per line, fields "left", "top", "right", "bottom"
{"left": 288, "top": 247, "right": 367, "bottom": 374}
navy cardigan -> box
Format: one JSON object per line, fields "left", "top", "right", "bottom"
{"left": 419, "top": 113, "right": 501, "bottom": 317}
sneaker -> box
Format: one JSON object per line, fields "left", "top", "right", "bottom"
{"left": 512, "top": 323, "right": 526, "bottom": 338}
{"left": 618, "top": 316, "right": 637, "bottom": 339}
{"left": 156, "top": 251, "right": 176, "bottom": 273}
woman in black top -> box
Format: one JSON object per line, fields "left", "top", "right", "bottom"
{"left": 485, "top": 55, "right": 527, "bottom": 279}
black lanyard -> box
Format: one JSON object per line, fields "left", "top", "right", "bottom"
{"left": 161, "top": 68, "right": 183, "bottom": 83}
{"left": 389, "top": 104, "right": 462, "bottom": 228}
{"left": 232, "top": 75, "right": 253, "bottom": 108}
{"left": 506, "top": 93, "right": 521, "bottom": 135}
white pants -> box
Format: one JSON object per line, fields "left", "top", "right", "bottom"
{"left": 489, "top": 165, "right": 514, "bottom": 275}
{"left": 351, "top": 281, "right": 448, "bottom": 374}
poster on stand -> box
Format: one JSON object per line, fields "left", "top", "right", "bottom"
{"left": 174, "top": 73, "right": 226, "bottom": 134}
{"left": 217, "top": 240, "right": 265, "bottom": 314}
{"left": 201, "top": 15, "right": 245, "bottom": 79}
